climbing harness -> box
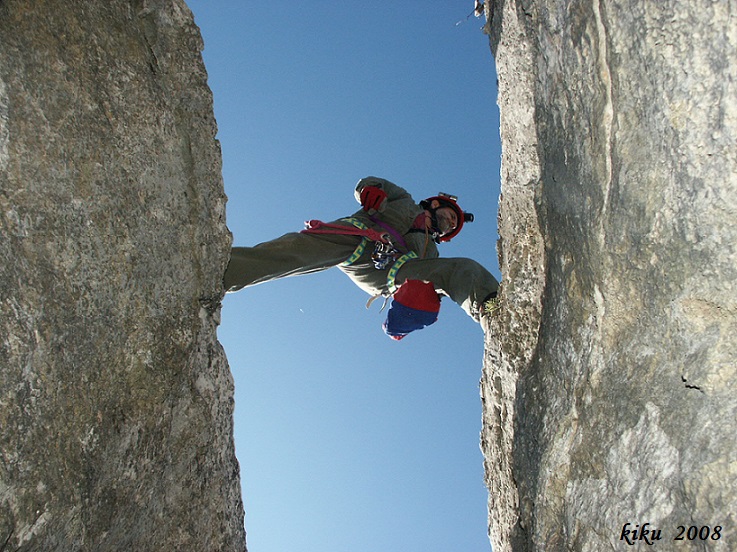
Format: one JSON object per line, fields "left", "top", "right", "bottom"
{"left": 301, "top": 218, "right": 402, "bottom": 270}
{"left": 301, "top": 217, "right": 420, "bottom": 297}
{"left": 371, "top": 241, "right": 401, "bottom": 270}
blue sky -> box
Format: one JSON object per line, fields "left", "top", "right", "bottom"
{"left": 187, "top": 2, "right": 501, "bottom": 551}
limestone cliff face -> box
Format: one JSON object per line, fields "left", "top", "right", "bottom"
{"left": 481, "top": 0, "right": 736, "bottom": 550}
{"left": 0, "top": 1, "right": 245, "bottom": 550}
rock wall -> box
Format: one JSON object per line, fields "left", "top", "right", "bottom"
{"left": 481, "top": 0, "right": 736, "bottom": 550}
{"left": 0, "top": 1, "right": 245, "bottom": 550}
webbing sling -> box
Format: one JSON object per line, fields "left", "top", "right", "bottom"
{"left": 386, "top": 252, "right": 419, "bottom": 293}
{"left": 368, "top": 214, "right": 409, "bottom": 251}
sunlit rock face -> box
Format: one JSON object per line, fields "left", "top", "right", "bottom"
{"left": 481, "top": 1, "right": 736, "bottom": 550}
{"left": 0, "top": 1, "right": 245, "bottom": 550}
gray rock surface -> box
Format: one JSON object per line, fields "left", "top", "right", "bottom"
{"left": 481, "top": 0, "right": 736, "bottom": 550}
{"left": 0, "top": 1, "right": 245, "bottom": 550}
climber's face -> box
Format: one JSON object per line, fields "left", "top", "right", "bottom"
{"left": 430, "top": 200, "right": 459, "bottom": 236}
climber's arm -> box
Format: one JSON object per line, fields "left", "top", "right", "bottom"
{"left": 354, "top": 176, "right": 413, "bottom": 205}
{"left": 396, "top": 257, "right": 499, "bottom": 321}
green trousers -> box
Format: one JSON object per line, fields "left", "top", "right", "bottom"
{"left": 224, "top": 231, "right": 499, "bottom": 320}
{"left": 224, "top": 230, "right": 362, "bottom": 291}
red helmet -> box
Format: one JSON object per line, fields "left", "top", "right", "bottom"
{"left": 421, "top": 193, "right": 474, "bottom": 242}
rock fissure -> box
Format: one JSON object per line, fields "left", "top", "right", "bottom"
{"left": 591, "top": 0, "right": 614, "bottom": 229}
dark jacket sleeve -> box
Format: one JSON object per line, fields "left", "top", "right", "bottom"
{"left": 396, "top": 257, "right": 499, "bottom": 321}
{"left": 354, "top": 176, "right": 412, "bottom": 204}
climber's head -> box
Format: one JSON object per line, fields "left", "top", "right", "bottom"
{"left": 420, "top": 193, "right": 474, "bottom": 243}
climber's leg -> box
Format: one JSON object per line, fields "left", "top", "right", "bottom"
{"left": 224, "top": 231, "right": 362, "bottom": 292}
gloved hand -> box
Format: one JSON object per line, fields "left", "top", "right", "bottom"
{"left": 359, "top": 186, "right": 388, "bottom": 212}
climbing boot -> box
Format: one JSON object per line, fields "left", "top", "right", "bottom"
{"left": 481, "top": 291, "right": 500, "bottom": 317}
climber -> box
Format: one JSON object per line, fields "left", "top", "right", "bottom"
{"left": 223, "top": 176, "right": 500, "bottom": 339}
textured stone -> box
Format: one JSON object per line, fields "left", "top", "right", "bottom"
{"left": 481, "top": 0, "right": 736, "bottom": 550}
{"left": 0, "top": 1, "right": 245, "bottom": 550}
